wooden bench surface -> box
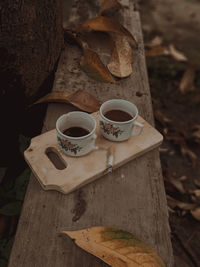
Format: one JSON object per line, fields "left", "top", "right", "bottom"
{"left": 9, "top": 1, "right": 174, "bottom": 266}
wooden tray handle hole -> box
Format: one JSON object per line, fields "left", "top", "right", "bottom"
{"left": 45, "top": 147, "right": 67, "bottom": 170}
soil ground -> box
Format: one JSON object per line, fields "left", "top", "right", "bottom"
{"left": 138, "top": 0, "right": 200, "bottom": 266}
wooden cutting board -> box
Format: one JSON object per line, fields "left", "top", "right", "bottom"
{"left": 24, "top": 112, "right": 163, "bottom": 194}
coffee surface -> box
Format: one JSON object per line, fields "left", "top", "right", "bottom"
{"left": 104, "top": 109, "right": 133, "bottom": 122}
{"left": 63, "top": 127, "right": 90, "bottom": 137}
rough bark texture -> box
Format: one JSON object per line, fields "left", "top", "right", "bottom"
{"left": 0, "top": 0, "right": 63, "bottom": 99}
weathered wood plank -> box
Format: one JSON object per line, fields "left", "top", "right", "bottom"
{"left": 8, "top": 1, "right": 173, "bottom": 266}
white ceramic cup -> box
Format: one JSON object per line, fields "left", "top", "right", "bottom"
{"left": 56, "top": 111, "right": 98, "bottom": 157}
{"left": 99, "top": 99, "right": 144, "bottom": 141}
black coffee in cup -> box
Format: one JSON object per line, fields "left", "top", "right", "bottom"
{"left": 63, "top": 127, "right": 89, "bottom": 137}
{"left": 104, "top": 109, "right": 133, "bottom": 122}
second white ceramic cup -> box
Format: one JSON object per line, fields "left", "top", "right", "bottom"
{"left": 99, "top": 99, "right": 144, "bottom": 141}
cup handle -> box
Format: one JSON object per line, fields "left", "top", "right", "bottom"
{"left": 131, "top": 121, "right": 144, "bottom": 136}
{"left": 91, "top": 134, "right": 99, "bottom": 150}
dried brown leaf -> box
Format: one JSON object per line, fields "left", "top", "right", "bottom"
{"left": 33, "top": 90, "right": 100, "bottom": 113}
{"left": 191, "top": 189, "right": 200, "bottom": 198}
{"left": 99, "top": 0, "right": 122, "bottom": 15}
{"left": 81, "top": 48, "right": 116, "bottom": 83}
{"left": 180, "top": 144, "right": 197, "bottom": 166}
{"left": 81, "top": 16, "right": 137, "bottom": 46}
{"left": 107, "top": 35, "right": 133, "bottom": 78}
{"left": 179, "top": 65, "right": 195, "bottom": 94}
{"left": 191, "top": 125, "right": 200, "bottom": 143}
{"left": 146, "top": 45, "right": 169, "bottom": 57}
{"left": 179, "top": 175, "right": 187, "bottom": 181}
{"left": 154, "top": 110, "right": 171, "bottom": 125}
{"left": 145, "top": 36, "right": 163, "bottom": 48}
{"left": 168, "top": 206, "right": 176, "bottom": 213}
{"left": 169, "top": 44, "right": 188, "bottom": 62}
{"left": 167, "top": 195, "right": 197, "bottom": 210}
{"left": 191, "top": 207, "right": 200, "bottom": 221}
{"left": 194, "top": 179, "right": 200, "bottom": 188}
{"left": 181, "top": 210, "right": 187, "bottom": 216}
{"left": 169, "top": 178, "right": 186, "bottom": 194}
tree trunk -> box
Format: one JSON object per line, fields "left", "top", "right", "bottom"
{"left": 0, "top": 0, "right": 63, "bottom": 99}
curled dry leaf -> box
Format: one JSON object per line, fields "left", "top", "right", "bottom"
{"left": 169, "top": 178, "right": 186, "bottom": 194}
{"left": 180, "top": 144, "right": 197, "bottom": 166}
{"left": 146, "top": 45, "right": 169, "bottom": 57}
{"left": 194, "top": 179, "right": 200, "bottom": 188}
{"left": 99, "top": 0, "right": 122, "bottom": 15}
{"left": 61, "top": 226, "right": 165, "bottom": 267}
{"left": 167, "top": 195, "right": 197, "bottom": 211}
{"left": 81, "top": 16, "right": 137, "bottom": 46}
{"left": 168, "top": 206, "right": 176, "bottom": 214}
{"left": 179, "top": 175, "right": 187, "bottom": 181}
{"left": 179, "top": 65, "right": 195, "bottom": 94}
{"left": 169, "top": 44, "right": 188, "bottom": 62}
{"left": 191, "top": 207, "right": 200, "bottom": 221}
{"left": 191, "top": 189, "right": 200, "bottom": 199}
{"left": 145, "top": 36, "right": 163, "bottom": 48}
{"left": 191, "top": 125, "right": 200, "bottom": 143}
{"left": 64, "top": 29, "right": 114, "bottom": 83}
{"left": 81, "top": 48, "right": 116, "bottom": 83}
{"left": 107, "top": 35, "right": 133, "bottom": 78}
{"left": 32, "top": 90, "right": 100, "bottom": 113}
{"left": 154, "top": 110, "right": 171, "bottom": 125}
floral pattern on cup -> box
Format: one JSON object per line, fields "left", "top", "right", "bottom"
{"left": 100, "top": 121, "right": 124, "bottom": 138}
{"left": 57, "top": 136, "right": 82, "bottom": 155}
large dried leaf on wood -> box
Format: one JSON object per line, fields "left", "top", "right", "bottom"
{"left": 81, "top": 48, "right": 116, "bottom": 83}
{"left": 33, "top": 90, "right": 100, "bottom": 113}
{"left": 99, "top": 0, "right": 122, "bottom": 15}
{"left": 61, "top": 226, "right": 165, "bottom": 266}
{"left": 107, "top": 35, "right": 133, "bottom": 78}
{"left": 64, "top": 29, "right": 113, "bottom": 83}
{"left": 81, "top": 16, "right": 137, "bottom": 46}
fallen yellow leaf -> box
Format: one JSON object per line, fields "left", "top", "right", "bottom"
{"left": 61, "top": 226, "right": 165, "bottom": 266}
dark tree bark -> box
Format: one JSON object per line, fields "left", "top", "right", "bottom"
{"left": 0, "top": 0, "right": 63, "bottom": 99}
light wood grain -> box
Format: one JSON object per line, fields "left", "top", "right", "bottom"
{"left": 24, "top": 114, "right": 163, "bottom": 194}
{"left": 8, "top": 1, "right": 174, "bottom": 266}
